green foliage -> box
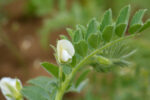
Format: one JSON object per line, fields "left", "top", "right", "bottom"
{"left": 39, "top": 12, "right": 72, "bottom": 48}
{"left": 115, "top": 5, "right": 131, "bottom": 36}
{"left": 62, "top": 65, "right": 72, "bottom": 75}
{"left": 22, "top": 86, "right": 50, "bottom": 100}
{"left": 22, "top": 5, "right": 150, "bottom": 100}
{"left": 100, "top": 9, "right": 112, "bottom": 32}
{"left": 66, "top": 28, "right": 74, "bottom": 40}
{"left": 86, "top": 19, "right": 98, "bottom": 39}
{"left": 102, "top": 25, "right": 114, "bottom": 42}
{"left": 74, "top": 40, "right": 88, "bottom": 57}
{"left": 139, "top": 19, "right": 150, "bottom": 32}
{"left": 88, "top": 33, "right": 101, "bottom": 49}
{"left": 27, "top": 0, "right": 54, "bottom": 16}
{"left": 95, "top": 55, "right": 112, "bottom": 65}
{"left": 129, "top": 9, "right": 147, "bottom": 33}
{"left": 38, "top": 1, "right": 102, "bottom": 49}
{"left": 41, "top": 62, "right": 59, "bottom": 78}
{"left": 73, "top": 29, "right": 83, "bottom": 43}
{"left": 67, "top": 79, "right": 88, "bottom": 93}
{"left": 58, "top": 0, "right": 66, "bottom": 11}
{"left": 75, "top": 69, "right": 90, "bottom": 87}
{"left": 21, "top": 77, "right": 58, "bottom": 100}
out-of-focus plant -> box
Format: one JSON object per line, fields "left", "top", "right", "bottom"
{"left": 38, "top": 0, "right": 103, "bottom": 48}
{"left": 26, "top": 0, "right": 54, "bottom": 16}
{"left": 25, "top": 0, "right": 150, "bottom": 49}
{"left": 0, "top": 0, "right": 12, "bottom": 22}
{"left": 0, "top": 0, "right": 24, "bottom": 64}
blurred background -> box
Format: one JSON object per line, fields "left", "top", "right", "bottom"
{"left": 0, "top": 0, "right": 150, "bottom": 100}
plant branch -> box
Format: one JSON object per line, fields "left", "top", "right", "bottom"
{"left": 55, "top": 34, "right": 135, "bottom": 100}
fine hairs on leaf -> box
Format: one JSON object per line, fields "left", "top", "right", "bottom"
{"left": 21, "top": 5, "right": 150, "bottom": 100}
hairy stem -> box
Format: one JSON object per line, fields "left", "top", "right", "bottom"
{"left": 55, "top": 34, "right": 135, "bottom": 100}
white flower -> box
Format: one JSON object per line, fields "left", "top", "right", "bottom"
{"left": 57, "top": 39, "right": 75, "bottom": 63}
{"left": 0, "top": 77, "right": 23, "bottom": 100}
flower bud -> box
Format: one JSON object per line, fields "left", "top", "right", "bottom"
{"left": 0, "top": 77, "right": 23, "bottom": 100}
{"left": 95, "top": 55, "right": 112, "bottom": 65}
{"left": 57, "top": 40, "right": 75, "bottom": 63}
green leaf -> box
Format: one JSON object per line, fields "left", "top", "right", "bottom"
{"left": 130, "top": 9, "right": 147, "bottom": 26}
{"left": 139, "top": 19, "right": 150, "bottom": 32}
{"left": 76, "top": 79, "right": 88, "bottom": 92}
{"left": 75, "top": 69, "right": 90, "bottom": 87}
{"left": 88, "top": 33, "right": 101, "bottom": 49}
{"left": 86, "top": 18, "right": 98, "bottom": 39}
{"left": 28, "top": 76, "right": 57, "bottom": 92}
{"left": 29, "top": 0, "right": 54, "bottom": 16}
{"left": 100, "top": 9, "right": 112, "bottom": 32}
{"left": 67, "top": 79, "right": 88, "bottom": 93}
{"left": 70, "top": 55, "right": 76, "bottom": 67}
{"left": 41, "top": 62, "right": 59, "bottom": 78}
{"left": 73, "top": 29, "right": 82, "bottom": 43}
{"left": 116, "top": 5, "right": 131, "bottom": 25}
{"left": 102, "top": 25, "right": 114, "bottom": 42}
{"left": 115, "top": 5, "right": 130, "bottom": 36}
{"left": 91, "top": 63, "right": 111, "bottom": 73}
{"left": 75, "top": 40, "right": 88, "bottom": 57}
{"left": 128, "top": 24, "right": 142, "bottom": 34}
{"left": 62, "top": 65, "right": 72, "bottom": 75}
{"left": 129, "top": 9, "right": 147, "bottom": 34}
{"left": 113, "top": 60, "right": 130, "bottom": 67}
{"left": 21, "top": 86, "right": 50, "bottom": 100}
{"left": 66, "top": 28, "right": 74, "bottom": 39}
{"left": 115, "top": 24, "right": 127, "bottom": 37}
{"left": 76, "top": 24, "right": 87, "bottom": 39}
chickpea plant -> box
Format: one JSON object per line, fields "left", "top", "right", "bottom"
{"left": 1, "top": 5, "right": 150, "bottom": 100}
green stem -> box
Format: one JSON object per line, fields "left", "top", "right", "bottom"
{"left": 55, "top": 34, "right": 135, "bottom": 100}
{"left": 55, "top": 65, "right": 63, "bottom": 100}
{"left": 55, "top": 88, "right": 63, "bottom": 100}
{"left": 59, "top": 65, "right": 63, "bottom": 86}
